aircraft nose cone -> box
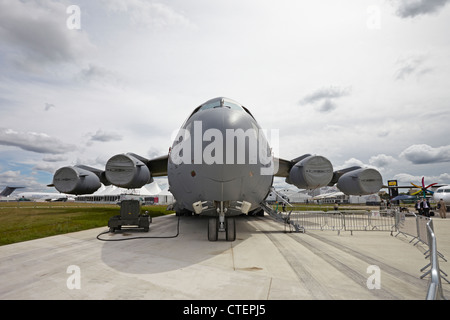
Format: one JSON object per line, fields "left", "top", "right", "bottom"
{"left": 168, "top": 100, "right": 274, "bottom": 208}
{"left": 189, "top": 107, "right": 261, "bottom": 180}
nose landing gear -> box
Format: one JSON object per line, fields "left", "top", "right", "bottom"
{"left": 208, "top": 217, "right": 236, "bottom": 241}
{"left": 207, "top": 201, "right": 236, "bottom": 241}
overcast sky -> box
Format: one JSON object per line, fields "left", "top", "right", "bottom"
{"left": 1, "top": 0, "right": 450, "bottom": 193}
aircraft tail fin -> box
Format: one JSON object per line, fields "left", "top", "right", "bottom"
{"left": 0, "top": 186, "right": 25, "bottom": 197}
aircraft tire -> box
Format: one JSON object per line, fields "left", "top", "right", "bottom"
{"left": 226, "top": 218, "right": 236, "bottom": 241}
{"left": 208, "top": 218, "right": 218, "bottom": 241}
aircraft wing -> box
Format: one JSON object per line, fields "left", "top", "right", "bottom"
{"left": 274, "top": 156, "right": 361, "bottom": 184}
{"left": 146, "top": 154, "right": 169, "bottom": 177}
{"left": 274, "top": 155, "right": 382, "bottom": 196}
{"left": 50, "top": 153, "right": 168, "bottom": 195}
{"left": 273, "top": 157, "right": 291, "bottom": 177}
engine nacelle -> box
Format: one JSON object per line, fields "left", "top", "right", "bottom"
{"left": 337, "top": 168, "right": 383, "bottom": 196}
{"left": 287, "top": 155, "right": 333, "bottom": 189}
{"left": 52, "top": 166, "right": 101, "bottom": 195}
{"left": 105, "top": 153, "right": 151, "bottom": 189}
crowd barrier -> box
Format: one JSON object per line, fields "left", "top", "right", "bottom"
{"left": 396, "top": 212, "right": 449, "bottom": 300}
{"left": 288, "top": 211, "right": 343, "bottom": 234}
{"left": 289, "top": 209, "right": 396, "bottom": 235}
{"left": 283, "top": 209, "right": 448, "bottom": 300}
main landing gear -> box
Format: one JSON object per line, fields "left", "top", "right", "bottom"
{"left": 207, "top": 201, "right": 236, "bottom": 241}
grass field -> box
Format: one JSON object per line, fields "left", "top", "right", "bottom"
{"left": 0, "top": 201, "right": 388, "bottom": 246}
{"left": 0, "top": 202, "right": 174, "bottom": 246}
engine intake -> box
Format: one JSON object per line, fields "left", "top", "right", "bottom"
{"left": 337, "top": 168, "right": 383, "bottom": 195}
{"left": 105, "top": 153, "right": 152, "bottom": 189}
{"left": 287, "top": 155, "right": 333, "bottom": 189}
{"left": 52, "top": 166, "right": 101, "bottom": 195}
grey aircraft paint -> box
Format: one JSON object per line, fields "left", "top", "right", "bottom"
{"left": 49, "top": 97, "right": 383, "bottom": 241}
{"left": 167, "top": 97, "right": 274, "bottom": 217}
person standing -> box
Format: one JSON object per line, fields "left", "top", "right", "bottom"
{"left": 438, "top": 199, "right": 447, "bottom": 219}
{"left": 421, "top": 198, "right": 431, "bottom": 217}
{"left": 415, "top": 200, "right": 422, "bottom": 215}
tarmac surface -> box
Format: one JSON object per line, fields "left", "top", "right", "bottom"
{"left": 0, "top": 213, "right": 449, "bottom": 300}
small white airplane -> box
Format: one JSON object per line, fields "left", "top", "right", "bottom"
{"left": 0, "top": 186, "right": 74, "bottom": 202}
{"left": 15, "top": 191, "right": 75, "bottom": 202}
{"left": 432, "top": 185, "right": 450, "bottom": 210}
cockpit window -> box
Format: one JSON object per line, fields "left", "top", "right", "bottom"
{"left": 198, "top": 98, "right": 245, "bottom": 112}
{"left": 187, "top": 97, "right": 255, "bottom": 121}
{"left": 223, "top": 101, "right": 244, "bottom": 111}
{"left": 199, "top": 100, "right": 221, "bottom": 111}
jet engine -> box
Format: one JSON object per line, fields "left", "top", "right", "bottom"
{"left": 105, "top": 153, "right": 152, "bottom": 189}
{"left": 52, "top": 166, "right": 102, "bottom": 195}
{"left": 287, "top": 155, "right": 334, "bottom": 189}
{"left": 336, "top": 168, "right": 383, "bottom": 196}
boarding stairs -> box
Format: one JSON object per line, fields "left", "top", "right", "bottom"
{"left": 260, "top": 188, "right": 304, "bottom": 233}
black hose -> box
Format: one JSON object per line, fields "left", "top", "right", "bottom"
{"left": 96, "top": 216, "right": 180, "bottom": 241}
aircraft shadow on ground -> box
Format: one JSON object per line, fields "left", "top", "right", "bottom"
{"left": 100, "top": 215, "right": 264, "bottom": 274}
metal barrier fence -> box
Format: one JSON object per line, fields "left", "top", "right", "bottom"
{"left": 395, "top": 211, "right": 419, "bottom": 243}
{"left": 424, "top": 219, "right": 446, "bottom": 300}
{"left": 284, "top": 209, "right": 448, "bottom": 300}
{"left": 289, "top": 209, "right": 397, "bottom": 235}
{"left": 396, "top": 212, "right": 445, "bottom": 251}
{"left": 288, "top": 211, "right": 343, "bottom": 234}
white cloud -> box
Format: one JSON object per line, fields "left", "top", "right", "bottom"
{"left": 400, "top": 144, "right": 450, "bottom": 164}
{"left": 0, "top": 169, "right": 48, "bottom": 192}
{"left": 42, "top": 155, "right": 68, "bottom": 163}
{"left": 300, "top": 86, "right": 352, "bottom": 104}
{"left": 299, "top": 86, "right": 352, "bottom": 113}
{"left": 0, "top": 170, "right": 21, "bottom": 181}
{"left": 318, "top": 99, "right": 338, "bottom": 113}
{"left": 77, "top": 64, "right": 124, "bottom": 87}
{"left": 101, "top": 0, "right": 193, "bottom": 29}
{"left": 335, "top": 158, "right": 366, "bottom": 170}
{"left": 395, "top": 54, "right": 433, "bottom": 80}
{"left": 0, "top": 0, "right": 94, "bottom": 73}
{"left": 369, "top": 154, "right": 398, "bottom": 168}
{"left": 89, "top": 130, "right": 123, "bottom": 143}
{"left": 44, "top": 103, "right": 55, "bottom": 111}
{"left": 393, "top": 172, "right": 450, "bottom": 185}
{"left": 437, "top": 173, "right": 450, "bottom": 183}
{"left": 0, "top": 128, "right": 75, "bottom": 155}
{"left": 32, "top": 162, "right": 59, "bottom": 174}
{"left": 391, "top": 0, "right": 450, "bottom": 18}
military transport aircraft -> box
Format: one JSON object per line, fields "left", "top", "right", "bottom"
{"left": 49, "top": 97, "right": 383, "bottom": 241}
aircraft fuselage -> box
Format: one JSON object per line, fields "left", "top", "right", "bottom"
{"left": 167, "top": 97, "right": 274, "bottom": 217}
